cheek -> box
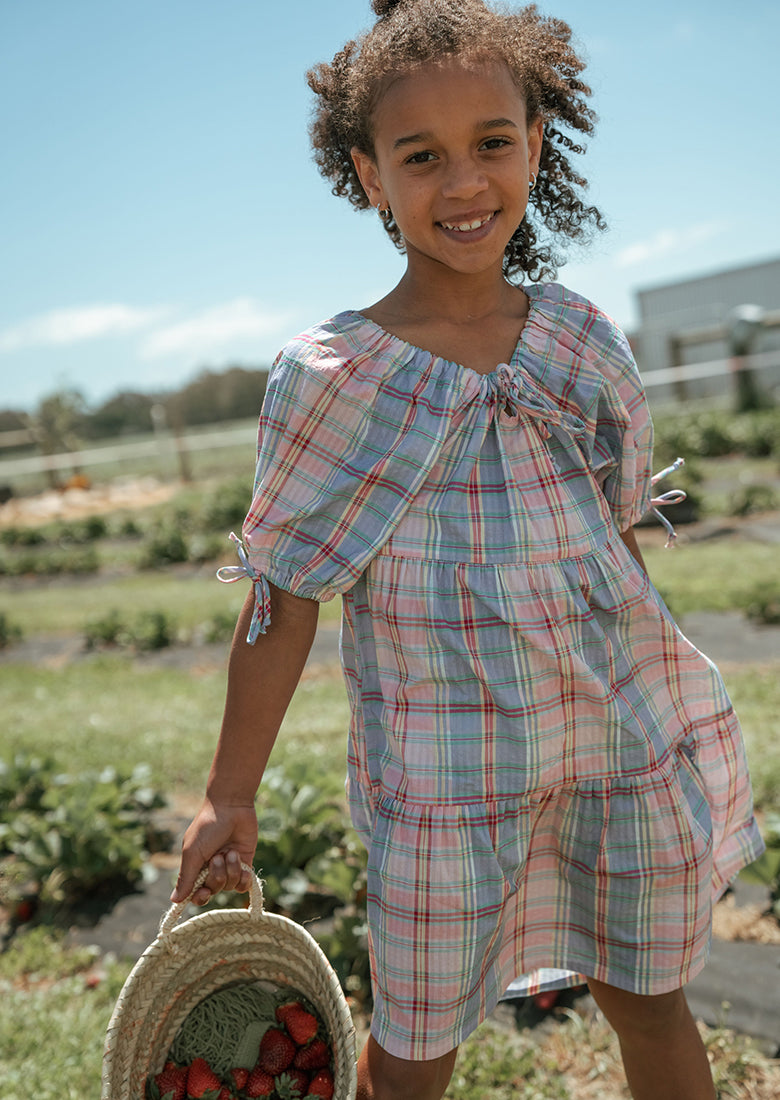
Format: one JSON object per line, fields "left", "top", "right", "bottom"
{"left": 387, "top": 185, "right": 426, "bottom": 228}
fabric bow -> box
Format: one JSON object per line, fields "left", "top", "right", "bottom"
{"left": 216, "top": 531, "right": 271, "bottom": 639}
{"left": 492, "top": 363, "right": 587, "bottom": 439}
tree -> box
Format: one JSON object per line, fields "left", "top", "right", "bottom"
{"left": 85, "top": 391, "right": 157, "bottom": 440}
{"left": 34, "top": 389, "right": 88, "bottom": 487}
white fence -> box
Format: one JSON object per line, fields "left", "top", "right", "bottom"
{"left": 1, "top": 352, "right": 778, "bottom": 484}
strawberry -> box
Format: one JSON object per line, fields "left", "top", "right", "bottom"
{"left": 306, "top": 1068, "right": 334, "bottom": 1099}
{"left": 13, "top": 899, "right": 35, "bottom": 923}
{"left": 244, "top": 1065, "right": 275, "bottom": 1098}
{"left": 293, "top": 1038, "right": 330, "bottom": 1073}
{"left": 228, "top": 1068, "right": 249, "bottom": 1091}
{"left": 275, "top": 1001, "right": 319, "bottom": 1046}
{"left": 533, "top": 990, "right": 559, "bottom": 1011}
{"left": 186, "top": 1057, "right": 222, "bottom": 1099}
{"left": 216, "top": 1088, "right": 234, "bottom": 1100}
{"left": 257, "top": 1027, "right": 296, "bottom": 1075}
{"left": 276, "top": 1068, "right": 310, "bottom": 1098}
{"left": 150, "top": 1062, "right": 187, "bottom": 1100}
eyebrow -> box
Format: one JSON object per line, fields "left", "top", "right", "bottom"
{"left": 392, "top": 117, "right": 520, "bottom": 150}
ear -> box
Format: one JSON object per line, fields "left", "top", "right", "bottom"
{"left": 527, "top": 116, "right": 544, "bottom": 178}
{"left": 351, "top": 147, "right": 385, "bottom": 209}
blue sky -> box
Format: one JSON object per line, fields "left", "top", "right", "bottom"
{"left": 2, "top": 0, "right": 779, "bottom": 411}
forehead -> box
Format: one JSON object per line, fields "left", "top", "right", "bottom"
{"left": 371, "top": 57, "right": 528, "bottom": 140}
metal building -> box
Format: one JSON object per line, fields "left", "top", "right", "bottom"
{"left": 633, "top": 256, "right": 780, "bottom": 406}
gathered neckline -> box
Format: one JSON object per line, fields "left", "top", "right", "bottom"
{"left": 341, "top": 282, "right": 548, "bottom": 380}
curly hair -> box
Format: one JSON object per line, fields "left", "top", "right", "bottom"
{"left": 306, "top": 0, "right": 606, "bottom": 282}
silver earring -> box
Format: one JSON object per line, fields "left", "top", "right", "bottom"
{"left": 528, "top": 173, "right": 537, "bottom": 192}
{"left": 376, "top": 202, "right": 391, "bottom": 222}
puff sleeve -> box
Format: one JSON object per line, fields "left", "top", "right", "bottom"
{"left": 227, "top": 328, "right": 454, "bottom": 642}
{"left": 590, "top": 326, "right": 654, "bottom": 532}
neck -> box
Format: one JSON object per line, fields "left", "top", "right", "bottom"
{"left": 384, "top": 256, "right": 519, "bottom": 326}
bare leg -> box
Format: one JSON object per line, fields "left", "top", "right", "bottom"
{"left": 588, "top": 979, "right": 715, "bottom": 1100}
{"left": 356, "top": 1033, "right": 458, "bottom": 1100}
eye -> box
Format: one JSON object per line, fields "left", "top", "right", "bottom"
{"left": 404, "top": 150, "right": 437, "bottom": 165}
{"left": 480, "top": 136, "right": 512, "bottom": 151}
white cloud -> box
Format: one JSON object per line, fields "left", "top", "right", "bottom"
{"left": 615, "top": 222, "right": 725, "bottom": 269}
{"left": 140, "top": 298, "right": 289, "bottom": 360}
{"left": 0, "top": 304, "right": 166, "bottom": 352}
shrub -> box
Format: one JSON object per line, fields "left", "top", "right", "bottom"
{"left": 729, "top": 407, "right": 780, "bottom": 458}
{"left": 742, "top": 581, "right": 780, "bottom": 626}
{"left": 653, "top": 407, "right": 780, "bottom": 462}
{"left": 56, "top": 516, "right": 108, "bottom": 544}
{"left": 0, "top": 546, "right": 100, "bottom": 577}
{"left": 198, "top": 609, "right": 238, "bottom": 644}
{"left": 115, "top": 515, "right": 143, "bottom": 538}
{"left": 0, "top": 611, "right": 23, "bottom": 648}
{"left": 83, "top": 609, "right": 176, "bottom": 651}
{"left": 139, "top": 526, "right": 189, "bottom": 567}
{"left": 84, "top": 609, "right": 129, "bottom": 649}
{"left": 132, "top": 610, "right": 174, "bottom": 651}
{"left": 199, "top": 477, "right": 253, "bottom": 531}
{"left": 0, "top": 526, "right": 45, "bottom": 548}
{"left": 188, "top": 532, "right": 225, "bottom": 563}
{"left": 728, "top": 484, "right": 779, "bottom": 517}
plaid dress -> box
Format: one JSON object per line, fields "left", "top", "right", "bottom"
{"left": 235, "top": 282, "right": 763, "bottom": 1061}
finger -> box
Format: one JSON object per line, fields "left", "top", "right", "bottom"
{"left": 207, "top": 851, "right": 228, "bottom": 895}
{"left": 237, "top": 859, "right": 253, "bottom": 894}
{"left": 171, "top": 845, "right": 205, "bottom": 903}
{"left": 191, "top": 882, "right": 213, "bottom": 906}
{"left": 224, "top": 849, "right": 245, "bottom": 890}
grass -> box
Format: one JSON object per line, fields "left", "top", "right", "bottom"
{"left": 0, "top": 659, "right": 351, "bottom": 796}
{"left": 446, "top": 1013, "right": 780, "bottom": 1099}
{"left": 0, "top": 931, "right": 133, "bottom": 1100}
{"left": 641, "top": 535, "right": 779, "bottom": 619}
{"left": 721, "top": 667, "right": 780, "bottom": 811}
{"left": 1, "top": 566, "right": 342, "bottom": 638}
{"left": 1, "top": 932, "right": 778, "bottom": 1100}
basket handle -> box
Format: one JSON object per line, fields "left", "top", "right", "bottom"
{"left": 158, "top": 862, "right": 265, "bottom": 939}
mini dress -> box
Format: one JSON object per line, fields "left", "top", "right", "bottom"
{"left": 231, "top": 282, "right": 764, "bottom": 1061}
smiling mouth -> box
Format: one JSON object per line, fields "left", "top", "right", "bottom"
{"left": 439, "top": 212, "right": 497, "bottom": 232}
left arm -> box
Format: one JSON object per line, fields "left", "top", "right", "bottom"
{"left": 620, "top": 526, "right": 646, "bottom": 574}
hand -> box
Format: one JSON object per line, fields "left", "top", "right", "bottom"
{"left": 171, "top": 797, "right": 259, "bottom": 906}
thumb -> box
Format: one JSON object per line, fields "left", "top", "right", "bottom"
{"left": 170, "top": 846, "right": 206, "bottom": 903}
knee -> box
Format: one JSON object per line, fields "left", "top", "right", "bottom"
{"left": 588, "top": 979, "right": 691, "bottom": 1040}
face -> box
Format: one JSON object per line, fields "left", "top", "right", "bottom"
{"left": 352, "top": 57, "right": 543, "bottom": 281}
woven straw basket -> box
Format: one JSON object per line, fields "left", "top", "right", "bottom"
{"left": 101, "top": 866, "right": 357, "bottom": 1100}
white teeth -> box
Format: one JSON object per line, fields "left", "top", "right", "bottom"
{"left": 441, "top": 214, "right": 493, "bottom": 232}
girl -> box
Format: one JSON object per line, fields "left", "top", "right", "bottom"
{"left": 172, "top": 2, "right": 764, "bottom": 1097}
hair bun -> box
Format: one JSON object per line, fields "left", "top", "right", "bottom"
{"left": 371, "top": 0, "right": 405, "bottom": 16}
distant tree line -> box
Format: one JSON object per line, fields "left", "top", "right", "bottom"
{"left": 0, "top": 365, "right": 270, "bottom": 455}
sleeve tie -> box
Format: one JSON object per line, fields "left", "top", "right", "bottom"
{"left": 649, "top": 457, "right": 687, "bottom": 548}
{"left": 216, "top": 531, "right": 271, "bottom": 642}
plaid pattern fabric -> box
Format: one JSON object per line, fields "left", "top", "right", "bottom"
{"left": 240, "top": 283, "right": 763, "bottom": 1060}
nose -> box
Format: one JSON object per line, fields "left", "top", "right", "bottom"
{"left": 440, "top": 154, "right": 488, "bottom": 200}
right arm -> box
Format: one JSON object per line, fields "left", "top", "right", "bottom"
{"left": 171, "top": 582, "right": 319, "bottom": 905}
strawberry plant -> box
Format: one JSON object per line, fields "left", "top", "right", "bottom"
{"left": 250, "top": 763, "right": 366, "bottom": 919}
{"left": 0, "top": 754, "right": 167, "bottom": 912}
